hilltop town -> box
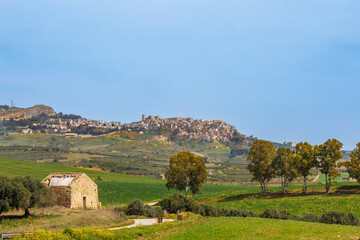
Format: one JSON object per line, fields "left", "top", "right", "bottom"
{"left": 123, "top": 114, "right": 243, "bottom": 142}
{"left": 0, "top": 105, "right": 245, "bottom": 142}
{"left": 0, "top": 105, "right": 121, "bottom": 136}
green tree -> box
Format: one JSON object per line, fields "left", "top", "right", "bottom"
{"left": 165, "top": 151, "right": 207, "bottom": 198}
{"left": 340, "top": 142, "right": 360, "bottom": 183}
{"left": 317, "top": 138, "right": 343, "bottom": 193}
{"left": 272, "top": 147, "right": 298, "bottom": 193}
{"left": 294, "top": 142, "right": 317, "bottom": 194}
{"left": 0, "top": 176, "right": 54, "bottom": 216}
{"left": 247, "top": 140, "right": 276, "bottom": 194}
{"left": 0, "top": 177, "right": 30, "bottom": 215}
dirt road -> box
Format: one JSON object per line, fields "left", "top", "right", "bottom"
{"left": 109, "top": 219, "right": 174, "bottom": 230}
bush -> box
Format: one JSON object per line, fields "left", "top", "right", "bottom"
{"left": 260, "top": 209, "right": 296, "bottom": 220}
{"left": 299, "top": 214, "right": 321, "bottom": 223}
{"left": 320, "top": 211, "right": 360, "bottom": 226}
{"left": 159, "top": 193, "right": 253, "bottom": 218}
{"left": 224, "top": 208, "right": 253, "bottom": 217}
{"left": 197, "top": 205, "right": 224, "bottom": 217}
{"left": 158, "top": 193, "right": 196, "bottom": 213}
{"left": 126, "top": 199, "right": 144, "bottom": 216}
{"left": 124, "top": 200, "right": 164, "bottom": 218}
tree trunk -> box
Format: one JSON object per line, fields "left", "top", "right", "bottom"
{"left": 326, "top": 176, "right": 331, "bottom": 193}
{"left": 325, "top": 174, "right": 329, "bottom": 193}
{"left": 24, "top": 208, "right": 31, "bottom": 217}
{"left": 304, "top": 177, "right": 307, "bottom": 194}
{"left": 282, "top": 176, "right": 286, "bottom": 193}
{"left": 185, "top": 186, "right": 188, "bottom": 199}
{"left": 264, "top": 181, "right": 267, "bottom": 194}
{"left": 260, "top": 181, "right": 264, "bottom": 194}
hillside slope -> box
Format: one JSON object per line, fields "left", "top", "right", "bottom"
{"left": 0, "top": 105, "right": 56, "bottom": 121}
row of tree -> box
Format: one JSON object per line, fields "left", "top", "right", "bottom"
{"left": 247, "top": 138, "right": 350, "bottom": 194}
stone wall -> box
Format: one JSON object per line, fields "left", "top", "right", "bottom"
{"left": 51, "top": 186, "right": 72, "bottom": 208}
{"left": 70, "top": 175, "right": 99, "bottom": 209}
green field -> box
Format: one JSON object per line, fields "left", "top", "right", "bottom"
{"left": 152, "top": 217, "right": 360, "bottom": 240}
{"left": 2, "top": 156, "right": 360, "bottom": 219}
{"left": 0, "top": 157, "right": 256, "bottom": 205}
{"left": 207, "top": 190, "right": 360, "bottom": 217}
{"left": 14, "top": 217, "right": 360, "bottom": 240}
{"left": 0, "top": 133, "right": 253, "bottom": 183}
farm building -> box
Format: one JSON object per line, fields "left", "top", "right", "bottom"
{"left": 156, "top": 173, "right": 165, "bottom": 180}
{"left": 42, "top": 173, "right": 99, "bottom": 209}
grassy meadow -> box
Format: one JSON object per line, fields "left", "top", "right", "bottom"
{"left": 206, "top": 187, "right": 360, "bottom": 217}
{"left": 0, "top": 207, "right": 132, "bottom": 234}
{"left": 0, "top": 157, "right": 255, "bottom": 205}
{"left": 2, "top": 155, "right": 360, "bottom": 219}
{"left": 13, "top": 217, "right": 360, "bottom": 240}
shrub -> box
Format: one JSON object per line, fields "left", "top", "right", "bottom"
{"left": 154, "top": 206, "right": 164, "bottom": 218}
{"left": 126, "top": 199, "right": 144, "bottom": 216}
{"left": 198, "top": 205, "right": 224, "bottom": 217}
{"left": 320, "top": 211, "right": 360, "bottom": 226}
{"left": 299, "top": 214, "right": 321, "bottom": 223}
{"left": 224, "top": 208, "right": 253, "bottom": 217}
{"left": 124, "top": 200, "right": 163, "bottom": 218}
{"left": 143, "top": 205, "right": 156, "bottom": 217}
{"left": 158, "top": 193, "right": 195, "bottom": 213}
{"left": 259, "top": 209, "right": 296, "bottom": 220}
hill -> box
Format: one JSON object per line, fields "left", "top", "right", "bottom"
{"left": 0, "top": 131, "right": 253, "bottom": 183}
{"left": 0, "top": 105, "right": 56, "bottom": 121}
{"left": 0, "top": 104, "right": 292, "bottom": 183}
{"left": 124, "top": 115, "right": 245, "bottom": 142}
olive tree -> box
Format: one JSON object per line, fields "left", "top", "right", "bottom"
{"left": 0, "top": 176, "right": 54, "bottom": 216}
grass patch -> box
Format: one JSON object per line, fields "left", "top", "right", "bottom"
{"left": 206, "top": 184, "right": 360, "bottom": 217}
{"left": 12, "top": 217, "right": 360, "bottom": 240}
{"left": 0, "top": 207, "right": 131, "bottom": 234}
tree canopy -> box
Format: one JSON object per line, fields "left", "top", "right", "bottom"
{"left": 294, "top": 142, "right": 317, "bottom": 194}
{"left": 340, "top": 142, "right": 360, "bottom": 183}
{"left": 316, "top": 138, "right": 343, "bottom": 193}
{"left": 165, "top": 151, "right": 207, "bottom": 198}
{"left": 0, "top": 176, "right": 54, "bottom": 216}
{"left": 247, "top": 139, "right": 276, "bottom": 194}
{"left": 272, "top": 147, "right": 298, "bottom": 193}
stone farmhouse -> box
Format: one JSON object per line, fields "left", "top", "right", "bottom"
{"left": 42, "top": 173, "right": 99, "bottom": 209}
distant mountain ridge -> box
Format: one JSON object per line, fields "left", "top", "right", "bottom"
{"left": 0, "top": 105, "right": 56, "bottom": 121}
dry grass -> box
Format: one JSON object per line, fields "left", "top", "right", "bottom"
{"left": 0, "top": 207, "right": 132, "bottom": 234}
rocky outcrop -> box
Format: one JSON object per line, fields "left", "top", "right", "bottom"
{"left": 123, "top": 115, "right": 241, "bottom": 142}
{"left": 0, "top": 105, "right": 56, "bottom": 121}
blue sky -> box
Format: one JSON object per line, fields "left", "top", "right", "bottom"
{"left": 0, "top": 1, "right": 360, "bottom": 149}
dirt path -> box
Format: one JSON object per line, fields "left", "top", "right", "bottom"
{"left": 312, "top": 173, "right": 321, "bottom": 182}
{"left": 145, "top": 202, "right": 158, "bottom": 206}
{"left": 108, "top": 219, "right": 174, "bottom": 230}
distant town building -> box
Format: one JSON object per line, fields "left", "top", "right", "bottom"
{"left": 283, "top": 141, "right": 297, "bottom": 147}
{"left": 156, "top": 173, "right": 165, "bottom": 180}
{"left": 42, "top": 173, "right": 99, "bottom": 209}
